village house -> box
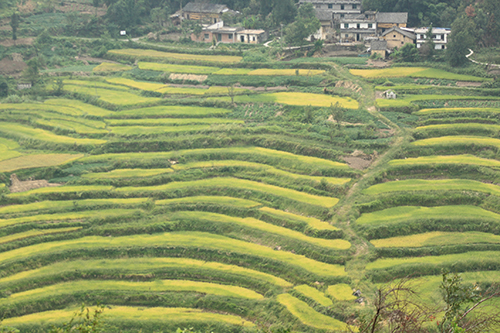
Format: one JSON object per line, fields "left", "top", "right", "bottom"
{"left": 298, "top": 0, "right": 362, "bottom": 21}
{"left": 313, "top": 10, "right": 334, "bottom": 40}
{"left": 370, "top": 39, "right": 388, "bottom": 58}
{"left": 179, "top": 2, "right": 230, "bottom": 24}
{"left": 376, "top": 12, "right": 408, "bottom": 34}
{"left": 382, "top": 26, "right": 415, "bottom": 49}
{"left": 191, "top": 22, "right": 267, "bottom": 44}
{"left": 415, "top": 27, "right": 451, "bottom": 50}
{"left": 236, "top": 30, "right": 268, "bottom": 44}
{"left": 339, "top": 12, "right": 377, "bottom": 42}
{"left": 383, "top": 89, "right": 397, "bottom": 99}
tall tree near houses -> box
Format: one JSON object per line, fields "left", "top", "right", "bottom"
{"left": 447, "top": 15, "right": 476, "bottom": 67}
{"left": 93, "top": 0, "right": 99, "bottom": 17}
{"left": 10, "top": 11, "right": 19, "bottom": 45}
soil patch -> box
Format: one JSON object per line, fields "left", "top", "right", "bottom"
{"left": 456, "top": 81, "right": 483, "bottom": 87}
{"left": 169, "top": 73, "right": 208, "bottom": 83}
{"left": 0, "top": 57, "right": 27, "bottom": 75}
{"left": 0, "top": 37, "right": 34, "bottom": 47}
{"left": 367, "top": 59, "right": 391, "bottom": 68}
{"left": 9, "top": 174, "right": 61, "bottom": 193}
{"left": 342, "top": 150, "right": 376, "bottom": 170}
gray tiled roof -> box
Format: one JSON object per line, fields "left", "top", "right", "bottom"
{"left": 183, "top": 2, "right": 227, "bottom": 14}
{"left": 315, "top": 9, "right": 333, "bottom": 21}
{"left": 371, "top": 39, "right": 387, "bottom": 50}
{"left": 382, "top": 27, "right": 415, "bottom": 39}
{"left": 376, "top": 12, "right": 408, "bottom": 24}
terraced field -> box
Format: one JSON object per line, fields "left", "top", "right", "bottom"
{"left": 1, "top": 47, "right": 499, "bottom": 332}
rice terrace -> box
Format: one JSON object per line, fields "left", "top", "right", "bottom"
{"left": 1, "top": 0, "right": 500, "bottom": 332}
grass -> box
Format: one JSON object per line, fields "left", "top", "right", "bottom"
{"left": 155, "top": 196, "right": 261, "bottom": 208}
{"left": 248, "top": 69, "right": 325, "bottom": 76}
{"left": 0, "top": 154, "right": 84, "bottom": 172}
{"left": 350, "top": 67, "right": 488, "bottom": 81}
{"left": 277, "top": 294, "right": 351, "bottom": 331}
{"left": 171, "top": 160, "right": 350, "bottom": 185}
{"left": 0, "top": 209, "right": 141, "bottom": 229}
{"left": 105, "top": 77, "right": 166, "bottom": 91}
{"left": 357, "top": 205, "right": 500, "bottom": 226}
{"left": 7, "top": 185, "right": 114, "bottom": 198}
{"left": 109, "top": 125, "right": 214, "bottom": 135}
{"left": 2, "top": 306, "right": 254, "bottom": 327}
{"left": 370, "top": 231, "right": 500, "bottom": 248}
{"left": 0, "top": 137, "right": 22, "bottom": 162}
{"left": 366, "top": 251, "right": 500, "bottom": 270}
{"left": 108, "top": 49, "right": 243, "bottom": 63}
{"left": 0, "top": 123, "right": 106, "bottom": 145}
{"left": 213, "top": 68, "right": 253, "bottom": 75}
{"left": 82, "top": 168, "right": 173, "bottom": 179}
{"left": 214, "top": 92, "right": 359, "bottom": 108}
{"left": 363, "top": 179, "right": 500, "bottom": 196}
{"left": 377, "top": 95, "right": 500, "bottom": 108}
{"left": 0, "top": 258, "right": 292, "bottom": 288}
{"left": 388, "top": 154, "right": 500, "bottom": 168}
{"left": 293, "top": 285, "right": 333, "bottom": 307}
{"left": 169, "top": 211, "right": 351, "bottom": 250}
{"left": 0, "top": 227, "right": 82, "bottom": 245}
{"left": 63, "top": 85, "right": 161, "bottom": 106}
{"left": 326, "top": 284, "right": 357, "bottom": 301}
{"left": 0, "top": 198, "right": 148, "bottom": 216}
{"left": 138, "top": 62, "right": 219, "bottom": 74}
{"left": 411, "top": 136, "right": 500, "bottom": 149}
{"left": 112, "top": 105, "right": 231, "bottom": 118}
{"left": 289, "top": 57, "right": 368, "bottom": 65}
{"left": 116, "top": 177, "right": 340, "bottom": 208}
{"left": 0, "top": 103, "right": 83, "bottom": 116}
{"left": 63, "top": 79, "right": 129, "bottom": 90}
{"left": 415, "top": 123, "right": 500, "bottom": 135}
{"left": 415, "top": 107, "right": 500, "bottom": 116}
{"left": 107, "top": 118, "right": 243, "bottom": 126}
{"left": 35, "top": 119, "right": 108, "bottom": 134}
{"left": 259, "top": 207, "right": 338, "bottom": 231}
{"left": 0, "top": 231, "right": 347, "bottom": 276}
{"left": 4, "top": 279, "right": 263, "bottom": 302}
{"left": 43, "top": 99, "right": 115, "bottom": 117}
{"left": 93, "top": 63, "right": 133, "bottom": 72}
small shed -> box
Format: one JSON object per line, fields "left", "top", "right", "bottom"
{"left": 370, "top": 40, "right": 388, "bottom": 58}
{"left": 17, "top": 82, "right": 32, "bottom": 90}
{"left": 383, "top": 90, "right": 397, "bottom": 99}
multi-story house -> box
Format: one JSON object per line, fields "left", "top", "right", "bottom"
{"left": 376, "top": 12, "right": 408, "bottom": 34}
{"left": 298, "top": 0, "right": 362, "bottom": 21}
{"left": 415, "top": 27, "right": 451, "bottom": 50}
{"left": 339, "top": 11, "right": 376, "bottom": 42}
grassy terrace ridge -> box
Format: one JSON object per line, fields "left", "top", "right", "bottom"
{"left": 387, "top": 154, "right": 500, "bottom": 167}
{"left": 415, "top": 107, "right": 500, "bottom": 115}
{"left": 326, "top": 284, "right": 357, "bottom": 301}
{"left": 377, "top": 95, "right": 500, "bottom": 108}
{"left": 370, "top": 231, "right": 500, "bottom": 248}
{"left": 356, "top": 205, "right": 500, "bottom": 225}
{"left": 0, "top": 154, "right": 83, "bottom": 172}
{"left": 415, "top": 123, "right": 500, "bottom": 135}
{"left": 366, "top": 251, "right": 500, "bottom": 270}
{"left": 7, "top": 185, "right": 114, "bottom": 198}
{"left": 92, "top": 63, "right": 132, "bottom": 72}
{"left": 155, "top": 196, "right": 261, "bottom": 208}
{"left": 2, "top": 306, "right": 255, "bottom": 327}
{"left": 411, "top": 135, "right": 500, "bottom": 149}
{"left": 169, "top": 211, "right": 351, "bottom": 250}
{"left": 111, "top": 105, "right": 231, "bottom": 118}
{"left": 82, "top": 168, "right": 174, "bottom": 179}
{"left": 0, "top": 227, "right": 82, "bottom": 245}
{"left": 0, "top": 123, "right": 106, "bottom": 145}
{"left": 0, "top": 231, "right": 347, "bottom": 276}
{"left": 3, "top": 279, "right": 264, "bottom": 302}
{"left": 277, "top": 294, "right": 352, "bottom": 331}
{"left": 106, "top": 118, "right": 244, "bottom": 126}
{"left": 0, "top": 258, "right": 292, "bottom": 287}
{"left": 0, "top": 137, "right": 22, "bottom": 162}
{"left": 115, "top": 177, "right": 340, "bottom": 208}
{"left": 350, "top": 67, "right": 489, "bottom": 81}
{"left": 259, "top": 207, "right": 339, "bottom": 231}
{"left": 293, "top": 284, "right": 333, "bottom": 306}
{"left": 363, "top": 179, "right": 500, "bottom": 196}
{"left": 43, "top": 99, "right": 114, "bottom": 117}
{"left": 108, "top": 49, "right": 243, "bottom": 63}
{"left": 109, "top": 125, "right": 215, "bottom": 135}
{"left": 63, "top": 85, "right": 161, "bottom": 106}
{"left": 0, "top": 100, "right": 114, "bottom": 117}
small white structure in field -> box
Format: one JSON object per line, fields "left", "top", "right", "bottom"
{"left": 120, "top": 30, "right": 127, "bottom": 36}
{"left": 383, "top": 90, "right": 397, "bottom": 99}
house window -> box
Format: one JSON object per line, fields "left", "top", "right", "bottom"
{"left": 393, "top": 35, "right": 396, "bottom": 38}
{"left": 344, "top": 23, "right": 348, "bottom": 29}
{"left": 401, "top": 41, "right": 404, "bottom": 44}
{"left": 328, "top": 4, "right": 332, "bottom": 8}
{"left": 353, "top": 4, "right": 357, "bottom": 9}
{"left": 252, "top": 36, "right": 256, "bottom": 41}
{"left": 368, "top": 23, "right": 373, "bottom": 28}
{"left": 345, "top": 34, "right": 348, "bottom": 38}
{"left": 357, "top": 23, "right": 360, "bottom": 29}
{"left": 340, "top": 14, "right": 344, "bottom": 18}
{"left": 228, "top": 34, "right": 232, "bottom": 39}
{"left": 341, "top": 5, "right": 344, "bottom": 10}
{"left": 204, "top": 34, "right": 209, "bottom": 39}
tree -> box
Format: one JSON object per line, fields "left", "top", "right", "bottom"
{"left": 272, "top": 0, "right": 297, "bottom": 26}
{"left": 447, "top": 16, "right": 476, "bottom": 67}
{"left": 0, "top": 76, "right": 8, "bottom": 98}
{"left": 21, "top": 57, "right": 40, "bottom": 86}
{"left": 49, "top": 304, "right": 105, "bottom": 333}
{"left": 52, "top": 78, "right": 64, "bottom": 96}
{"left": 284, "top": 3, "right": 320, "bottom": 46}
{"left": 420, "top": 23, "right": 435, "bottom": 60}
{"left": 227, "top": 85, "right": 236, "bottom": 104}
{"left": 392, "top": 43, "right": 420, "bottom": 62}
{"left": 93, "top": 0, "right": 99, "bottom": 17}
{"left": 330, "top": 102, "right": 345, "bottom": 129}
{"left": 10, "top": 12, "right": 19, "bottom": 45}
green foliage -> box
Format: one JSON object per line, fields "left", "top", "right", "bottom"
{"left": 48, "top": 304, "right": 105, "bottom": 333}
{"left": 448, "top": 16, "right": 476, "bottom": 67}
{"left": 284, "top": 3, "right": 320, "bottom": 46}
{"left": 392, "top": 43, "right": 420, "bottom": 63}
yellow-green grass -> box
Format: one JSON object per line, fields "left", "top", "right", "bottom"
{"left": 0, "top": 198, "right": 148, "bottom": 216}
{"left": 109, "top": 125, "right": 213, "bottom": 135}
{"left": 155, "top": 196, "right": 261, "bottom": 208}
{"left": 105, "top": 77, "right": 166, "bottom": 91}
{"left": 326, "top": 284, "right": 357, "bottom": 301}
{"left": 248, "top": 69, "right": 325, "bottom": 76}
{"left": 0, "top": 137, "right": 22, "bottom": 162}
{"left": 259, "top": 207, "right": 338, "bottom": 231}
{"left": 2, "top": 306, "right": 254, "bottom": 327}
{"left": 171, "top": 160, "right": 351, "bottom": 185}
{"left": 377, "top": 95, "right": 500, "bottom": 108}
{"left": 92, "top": 62, "right": 132, "bottom": 72}
{"left": 35, "top": 119, "right": 108, "bottom": 134}
{"left": 156, "top": 85, "right": 248, "bottom": 96}
{"left": 350, "top": 67, "right": 488, "bottom": 81}
{"left": 63, "top": 85, "right": 161, "bottom": 106}
{"left": 0, "top": 154, "right": 84, "bottom": 172}
{"left": 0, "top": 227, "right": 82, "bottom": 245}
{"left": 0, "top": 209, "right": 141, "bottom": 229}
{"left": 0, "top": 258, "right": 292, "bottom": 288}
{"left": 363, "top": 179, "right": 500, "bottom": 196}
{"left": 277, "top": 294, "right": 352, "bottom": 331}
{"left": 63, "top": 79, "right": 129, "bottom": 90}
{"left": 43, "top": 99, "right": 114, "bottom": 117}
{"left": 366, "top": 251, "right": 500, "bottom": 270}
{"left": 112, "top": 105, "right": 231, "bottom": 118}
{"left": 412, "top": 136, "right": 500, "bottom": 149}
{"left": 371, "top": 231, "right": 500, "bottom": 248}
{"left": 0, "top": 103, "right": 83, "bottom": 116}
{"left": 116, "top": 177, "right": 340, "bottom": 208}
{"left": 3, "top": 279, "right": 263, "bottom": 303}
{"left": 416, "top": 123, "right": 500, "bottom": 134}
{"left": 293, "top": 285, "right": 333, "bottom": 307}
{"left": 82, "top": 168, "right": 173, "bottom": 179}
{"left": 80, "top": 147, "right": 349, "bottom": 170}
{"left": 375, "top": 85, "right": 434, "bottom": 91}
{"left": 415, "top": 107, "right": 500, "bottom": 116}
{"left": 0, "top": 232, "right": 347, "bottom": 276}
{"left": 33, "top": 111, "right": 107, "bottom": 129}
{"left": 109, "top": 49, "right": 243, "bottom": 63}
{"left": 213, "top": 68, "right": 253, "bottom": 75}
{"left": 169, "top": 211, "right": 351, "bottom": 250}
{"left": 7, "top": 185, "right": 114, "bottom": 198}
{"left": 388, "top": 154, "right": 500, "bottom": 168}
{"left": 106, "top": 118, "right": 243, "bottom": 126}
{"left": 0, "top": 123, "right": 106, "bottom": 145}
{"left": 357, "top": 205, "right": 500, "bottom": 226}
{"left": 138, "top": 62, "right": 219, "bottom": 74}
{"left": 214, "top": 92, "right": 359, "bottom": 108}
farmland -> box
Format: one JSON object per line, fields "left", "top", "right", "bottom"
{"left": 1, "top": 38, "right": 500, "bottom": 333}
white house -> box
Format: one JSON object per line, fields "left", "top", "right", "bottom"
{"left": 414, "top": 27, "right": 451, "bottom": 50}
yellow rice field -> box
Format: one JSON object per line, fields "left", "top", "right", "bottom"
{"left": 370, "top": 231, "right": 500, "bottom": 248}
{"left": 411, "top": 136, "right": 500, "bottom": 149}
{"left": 93, "top": 62, "right": 133, "bottom": 72}
{"left": 0, "top": 154, "right": 83, "bottom": 172}
{"left": 108, "top": 49, "right": 243, "bottom": 63}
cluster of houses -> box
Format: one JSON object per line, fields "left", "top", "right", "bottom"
{"left": 173, "top": 1, "right": 450, "bottom": 57}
